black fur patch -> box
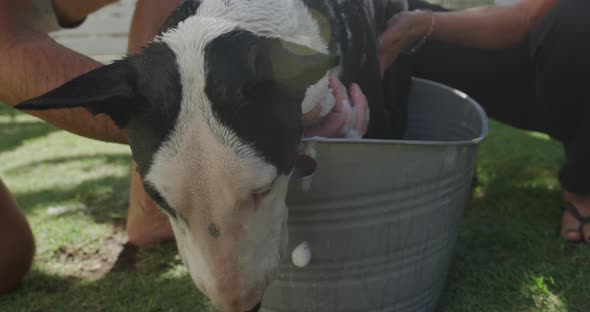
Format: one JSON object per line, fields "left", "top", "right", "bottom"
{"left": 208, "top": 223, "right": 221, "bottom": 238}
{"left": 143, "top": 181, "right": 177, "bottom": 219}
{"left": 303, "top": 0, "right": 412, "bottom": 139}
{"left": 203, "top": 30, "right": 335, "bottom": 174}
{"left": 15, "top": 40, "right": 184, "bottom": 181}
{"left": 125, "top": 42, "right": 183, "bottom": 179}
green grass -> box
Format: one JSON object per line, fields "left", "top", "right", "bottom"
{"left": 1, "top": 104, "right": 589, "bottom": 312}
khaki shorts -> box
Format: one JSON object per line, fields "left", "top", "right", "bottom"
{"left": 30, "top": 0, "right": 86, "bottom": 33}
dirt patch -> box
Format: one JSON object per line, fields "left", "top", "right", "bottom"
{"left": 51, "top": 224, "right": 133, "bottom": 280}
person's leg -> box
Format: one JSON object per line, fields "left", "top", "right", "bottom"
{"left": 408, "top": 0, "right": 538, "bottom": 132}
{"left": 0, "top": 178, "right": 35, "bottom": 294}
{"left": 528, "top": 0, "right": 590, "bottom": 242}
{"left": 126, "top": 164, "right": 175, "bottom": 247}
{"left": 409, "top": 0, "right": 590, "bottom": 243}
{"left": 124, "top": 0, "right": 182, "bottom": 247}
{"left": 559, "top": 121, "right": 590, "bottom": 242}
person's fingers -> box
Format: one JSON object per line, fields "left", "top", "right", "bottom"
{"left": 303, "top": 76, "right": 351, "bottom": 138}
{"left": 350, "top": 83, "right": 369, "bottom": 136}
{"left": 302, "top": 77, "right": 371, "bottom": 139}
{"left": 328, "top": 74, "right": 350, "bottom": 114}
{"left": 377, "top": 12, "right": 413, "bottom": 76}
{"left": 301, "top": 103, "right": 322, "bottom": 128}
{"left": 378, "top": 27, "right": 405, "bottom": 76}
{"left": 303, "top": 103, "right": 350, "bottom": 138}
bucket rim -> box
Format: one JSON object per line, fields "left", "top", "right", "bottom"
{"left": 301, "top": 78, "right": 489, "bottom": 147}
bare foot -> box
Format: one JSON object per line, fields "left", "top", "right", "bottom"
{"left": 560, "top": 192, "right": 590, "bottom": 243}
{"left": 126, "top": 163, "right": 175, "bottom": 247}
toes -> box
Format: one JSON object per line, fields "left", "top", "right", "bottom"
{"left": 563, "top": 193, "right": 590, "bottom": 243}
{"left": 560, "top": 210, "right": 582, "bottom": 242}
{"left": 562, "top": 229, "right": 582, "bottom": 242}
{"left": 583, "top": 224, "right": 590, "bottom": 243}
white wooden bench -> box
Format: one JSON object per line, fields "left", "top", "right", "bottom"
{"left": 49, "top": 0, "right": 137, "bottom": 64}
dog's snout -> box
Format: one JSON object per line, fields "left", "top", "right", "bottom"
{"left": 246, "top": 302, "right": 262, "bottom": 312}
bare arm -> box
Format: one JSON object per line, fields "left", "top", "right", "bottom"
{"left": 0, "top": 0, "right": 127, "bottom": 144}
{"left": 127, "top": 0, "right": 183, "bottom": 55}
{"left": 420, "top": 0, "right": 558, "bottom": 49}
{"left": 378, "top": 0, "right": 559, "bottom": 73}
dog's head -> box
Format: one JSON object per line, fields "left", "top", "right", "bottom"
{"left": 16, "top": 2, "right": 337, "bottom": 311}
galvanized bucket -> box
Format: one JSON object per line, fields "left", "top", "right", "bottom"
{"left": 261, "top": 78, "right": 489, "bottom": 312}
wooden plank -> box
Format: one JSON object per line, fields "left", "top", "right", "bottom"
{"left": 52, "top": 17, "right": 132, "bottom": 38}
{"left": 55, "top": 37, "right": 129, "bottom": 56}
{"left": 50, "top": 0, "right": 136, "bottom": 61}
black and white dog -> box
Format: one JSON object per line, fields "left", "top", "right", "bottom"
{"left": 17, "top": 0, "right": 411, "bottom": 311}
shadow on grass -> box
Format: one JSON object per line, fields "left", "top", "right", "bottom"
{"left": 1, "top": 242, "right": 216, "bottom": 312}
{"left": 0, "top": 120, "right": 59, "bottom": 152}
{"left": 13, "top": 162, "right": 132, "bottom": 224}
{"left": 437, "top": 121, "right": 590, "bottom": 312}
{"left": 3, "top": 154, "right": 131, "bottom": 176}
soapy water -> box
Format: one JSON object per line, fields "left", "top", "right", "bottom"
{"left": 291, "top": 241, "right": 312, "bottom": 268}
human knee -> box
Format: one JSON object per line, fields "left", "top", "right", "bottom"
{"left": 0, "top": 183, "right": 36, "bottom": 293}
{"left": 0, "top": 231, "right": 35, "bottom": 294}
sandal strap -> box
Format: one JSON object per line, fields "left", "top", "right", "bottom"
{"left": 563, "top": 201, "right": 590, "bottom": 234}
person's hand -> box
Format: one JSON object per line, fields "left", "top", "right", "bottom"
{"left": 378, "top": 10, "right": 433, "bottom": 76}
{"left": 303, "top": 75, "right": 369, "bottom": 139}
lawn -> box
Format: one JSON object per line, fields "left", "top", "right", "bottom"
{"left": 0, "top": 103, "right": 588, "bottom": 312}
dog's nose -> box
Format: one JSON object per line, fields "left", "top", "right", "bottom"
{"left": 245, "top": 302, "right": 262, "bottom": 312}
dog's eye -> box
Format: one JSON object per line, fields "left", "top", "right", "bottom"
{"left": 253, "top": 186, "right": 272, "bottom": 197}
{"left": 252, "top": 175, "right": 279, "bottom": 198}
{"left": 252, "top": 186, "right": 270, "bottom": 209}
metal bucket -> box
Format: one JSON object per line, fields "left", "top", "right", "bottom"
{"left": 261, "top": 78, "right": 489, "bottom": 312}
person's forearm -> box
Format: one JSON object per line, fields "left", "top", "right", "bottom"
{"left": 52, "top": 0, "right": 118, "bottom": 26}
{"left": 0, "top": 32, "right": 128, "bottom": 144}
{"left": 0, "top": 0, "right": 127, "bottom": 144}
{"left": 425, "top": 4, "right": 530, "bottom": 49}
{"left": 417, "top": 0, "right": 558, "bottom": 49}
{"left": 128, "top": 0, "right": 183, "bottom": 55}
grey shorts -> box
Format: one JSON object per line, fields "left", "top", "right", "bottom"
{"left": 30, "top": 0, "right": 86, "bottom": 33}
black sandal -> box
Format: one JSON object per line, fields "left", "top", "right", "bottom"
{"left": 561, "top": 201, "right": 590, "bottom": 244}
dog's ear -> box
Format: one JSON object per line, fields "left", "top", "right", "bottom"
{"left": 254, "top": 38, "right": 339, "bottom": 97}
{"left": 15, "top": 59, "right": 141, "bottom": 129}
